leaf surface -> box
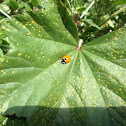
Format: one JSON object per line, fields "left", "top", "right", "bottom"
{"left": 0, "top": 0, "right": 126, "bottom": 126}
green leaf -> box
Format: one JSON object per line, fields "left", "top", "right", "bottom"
{"left": 31, "top": 0, "right": 46, "bottom": 7}
{"left": 54, "top": 0, "right": 79, "bottom": 42}
{"left": 0, "top": 30, "right": 6, "bottom": 63}
{"left": 107, "top": 19, "right": 114, "bottom": 28}
{"left": 8, "top": 0, "right": 18, "bottom": 10}
{"left": 115, "top": 0, "right": 126, "bottom": 5}
{"left": 0, "top": 3, "right": 11, "bottom": 20}
{"left": 0, "top": 0, "right": 126, "bottom": 126}
{"left": 4, "top": 119, "right": 27, "bottom": 126}
{"left": 0, "top": 49, "right": 5, "bottom": 63}
{"left": 0, "top": 30, "right": 6, "bottom": 40}
{"left": 76, "top": 7, "right": 86, "bottom": 12}
{"left": 0, "top": 40, "right": 2, "bottom": 45}
{"left": 82, "top": 19, "right": 101, "bottom": 30}
{"left": 31, "top": 0, "right": 39, "bottom": 7}
{"left": 0, "top": 114, "right": 6, "bottom": 123}
{"left": 0, "top": 3, "right": 11, "bottom": 14}
{"left": 18, "top": 2, "right": 31, "bottom": 11}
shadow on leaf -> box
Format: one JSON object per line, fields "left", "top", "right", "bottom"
{"left": 2, "top": 106, "right": 126, "bottom": 126}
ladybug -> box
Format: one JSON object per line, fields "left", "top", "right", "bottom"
{"left": 61, "top": 55, "right": 71, "bottom": 64}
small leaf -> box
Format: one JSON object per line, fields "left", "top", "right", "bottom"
{"left": 115, "top": 0, "right": 126, "bottom": 5}
{"left": 107, "top": 19, "right": 114, "bottom": 28}
{"left": 76, "top": 7, "right": 86, "bottom": 12}
{"left": 8, "top": 0, "right": 19, "bottom": 10}
{"left": 0, "top": 30, "right": 6, "bottom": 39}
{"left": 18, "top": 2, "right": 31, "bottom": 11}
{"left": 0, "top": 3, "right": 11, "bottom": 14}
{"left": 0, "top": 49, "right": 5, "bottom": 63}
{"left": 0, "top": 114, "right": 6, "bottom": 123}
{"left": 82, "top": 19, "right": 101, "bottom": 30}
{"left": 31, "top": 0, "right": 46, "bottom": 7}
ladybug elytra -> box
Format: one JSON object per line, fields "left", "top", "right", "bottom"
{"left": 61, "top": 55, "right": 71, "bottom": 64}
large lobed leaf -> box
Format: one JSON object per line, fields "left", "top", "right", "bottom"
{"left": 0, "top": 0, "right": 126, "bottom": 126}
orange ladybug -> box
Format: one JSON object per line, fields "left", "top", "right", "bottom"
{"left": 61, "top": 55, "right": 71, "bottom": 64}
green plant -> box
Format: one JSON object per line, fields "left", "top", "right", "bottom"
{"left": 0, "top": 0, "right": 126, "bottom": 126}
{"left": 65, "top": 0, "right": 126, "bottom": 42}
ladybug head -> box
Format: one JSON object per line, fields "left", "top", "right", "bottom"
{"left": 61, "top": 58, "right": 66, "bottom": 64}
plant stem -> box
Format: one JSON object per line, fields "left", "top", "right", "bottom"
{"left": 100, "top": 6, "right": 126, "bottom": 26}
{"left": 77, "top": 39, "right": 83, "bottom": 51}
{"left": 0, "top": 9, "right": 11, "bottom": 19}
{"left": 78, "top": 39, "right": 83, "bottom": 48}
{"left": 80, "top": 0, "right": 95, "bottom": 19}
